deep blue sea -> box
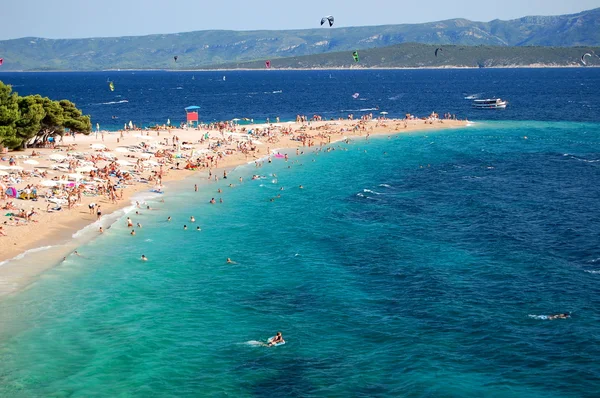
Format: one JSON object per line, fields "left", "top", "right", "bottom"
{"left": 1, "top": 69, "right": 600, "bottom": 397}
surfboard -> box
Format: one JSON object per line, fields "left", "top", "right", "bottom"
{"left": 268, "top": 336, "right": 285, "bottom": 346}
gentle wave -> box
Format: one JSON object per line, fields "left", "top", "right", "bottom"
{"left": 585, "top": 270, "right": 600, "bottom": 274}
{"left": 0, "top": 246, "right": 54, "bottom": 267}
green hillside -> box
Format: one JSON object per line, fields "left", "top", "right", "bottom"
{"left": 208, "top": 43, "right": 600, "bottom": 69}
{"left": 0, "top": 8, "right": 598, "bottom": 71}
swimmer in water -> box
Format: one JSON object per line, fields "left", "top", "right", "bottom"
{"left": 196, "top": 226, "right": 201, "bottom": 231}
{"left": 268, "top": 332, "right": 284, "bottom": 346}
{"left": 141, "top": 254, "right": 148, "bottom": 261}
{"left": 190, "top": 216, "right": 195, "bottom": 223}
{"left": 130, "top": 230, "right": 136, "bottom": 236}
{"left": 548, "top": 313, "right": 570, "bottom": 320}
{"left": 167, "top": 216, "right": 172, "bottom": 222}
{"left": 183, "top": 225, "right": 188, "bottom": 230}
{"left": 226, "top": 258, "right": 236, "bottom": 264}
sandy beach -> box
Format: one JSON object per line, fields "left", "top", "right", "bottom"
{"left": 0, "top": 115, "right": 468, "bottom": 296}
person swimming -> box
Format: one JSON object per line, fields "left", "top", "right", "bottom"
{"left": 141, "top": 254, "right": 148, "bottom": 261}
{"left": 268, "top": 332, "right": 284, "bottom": 346}
{"left": 548, "top": 313, "right": 570, "bottom": 320}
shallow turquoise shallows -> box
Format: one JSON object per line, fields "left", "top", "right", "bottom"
{"left": 1, "top": 121, "right": 600, "bottom": 397}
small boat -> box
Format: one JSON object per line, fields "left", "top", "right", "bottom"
{"left": 223, "top": 76, "right": 226, "bottom": 81}
{"left": 472, "top": 98, "right": 508, "bottom": 109}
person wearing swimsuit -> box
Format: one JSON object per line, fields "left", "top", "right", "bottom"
{"left": 268, "top": 332, "right": 284, "bottom": 346}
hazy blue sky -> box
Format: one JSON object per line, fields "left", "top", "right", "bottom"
{"left": 2, "top": 0, "right": 599, "bottom": 40}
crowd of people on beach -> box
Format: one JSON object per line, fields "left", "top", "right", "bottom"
{"left": 1, "top": 113, "right": 466, "bottom": 254}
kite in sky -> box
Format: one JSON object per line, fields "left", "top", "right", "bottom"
{"left": 265, "top": 60, "right": 271, "bottom": 69}
{"left": 321, "top": 15, "right": 334, "bottom": 27}
{"left": 581, "top": 52, "right": 592, "bottom": 65}
{"left": 352, "top": 51, "right": 359, "bottom": 62}
{"left": 435, "top": 48, "right": 443, "bottom": 57}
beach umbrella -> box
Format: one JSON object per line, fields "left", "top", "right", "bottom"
{"left": 129, "top": 121, "right": 133, "bottom": 129}
{"left": 380, "top": 111, "right": 388, "bottom": 115}
{"left": 115, "top": 147, "right": 130, "bottom": 153}
{"left": 23, "top": 159, "right": 39, "bottom": 165}
{"left": 49, "top": 154, "right": 67, "bottom": 161}
{"left": 40, "top": 180, "right": 58, "bottom": 187}
{"left": 76, "top": 166, "right": 97, "bottom": 173}
{"left": 139, "top": 153, "right": 152, "bottom": 159}
{"left": 5, "top": 187, "right": 17, "bottom": 197}
{"left": 68, "top": 173, "right": 84, "bottom": 180}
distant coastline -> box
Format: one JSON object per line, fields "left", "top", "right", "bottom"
{"left": 1, "top": 65, "right": 598, "bottom": 73}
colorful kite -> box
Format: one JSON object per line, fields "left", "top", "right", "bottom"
{"left": 352, "top": 51, "right": 359, "bottom": 62}
{"left": 265, "top": 60, "right": 271, "bottom": 69}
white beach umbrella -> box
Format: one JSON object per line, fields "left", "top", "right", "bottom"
{"left": 115, "top": 147, "right": 130, "bottom": 153}
{"left": 129, "top": 121, "right": 133, "bottom": 129}
{"left": 49, "top": 154, "right": 67, "bottom": 161}
{"left": 23, "top": 159, "right": 40, "bottom": 165}
{"left": 138, "top": 153, "right": 152, "bottom": 159}
{"left": 40, "top": 180, "right": 58, "bottom": 187}
{"left": 76, "top": 166, "right": 97, "bottom": 173}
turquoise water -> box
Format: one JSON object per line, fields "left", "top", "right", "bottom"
{"left": 1, "top": 121, "right": 600, "bottom": 396}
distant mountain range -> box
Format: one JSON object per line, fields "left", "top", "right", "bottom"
{"left": 0, "top": 8, "right": 598, "bottom": 71}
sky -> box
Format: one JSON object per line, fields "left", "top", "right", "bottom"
{"left": 1, "top": 0, "right": 599, "bottom": 40}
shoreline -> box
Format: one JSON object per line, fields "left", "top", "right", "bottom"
{"left": 1, "top": 65, "right": 599, "bottom": 73}
{"left": 0, "top": 117, "right": 468, "bottom": 297}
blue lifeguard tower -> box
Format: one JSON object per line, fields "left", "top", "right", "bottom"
{"left": 185, "top": 106, "right": 200, "bottom": 127}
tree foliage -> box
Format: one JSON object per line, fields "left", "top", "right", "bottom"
{"left": 0, "top": 81, "right": 92, "bottom": 150}
{"left": 0, "top": 82, "right": 20, "bottom": 149}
